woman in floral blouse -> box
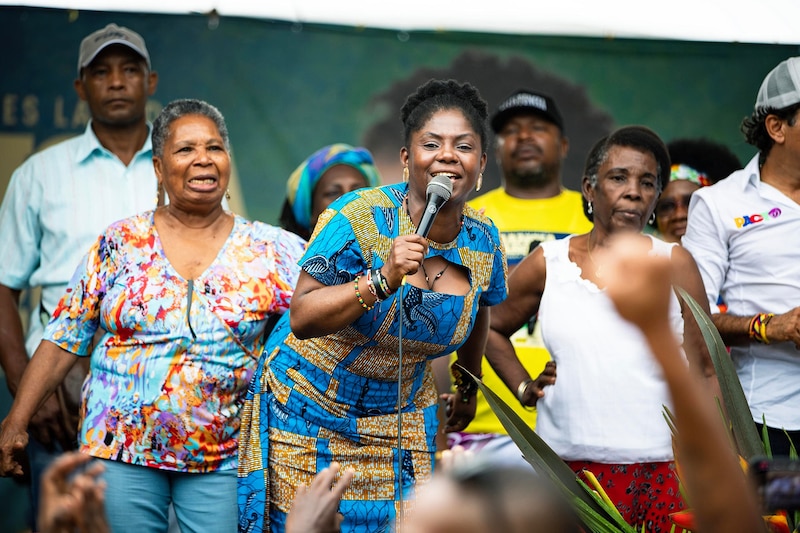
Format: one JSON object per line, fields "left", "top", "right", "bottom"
{"left": 0, "top": 99, "right": 305, "bottom": 533}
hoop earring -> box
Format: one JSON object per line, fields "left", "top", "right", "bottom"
{"left": 587, "top": 201, "right": 593, "bottom": 215}
{"left": 225, "top": 189, "right": 231, "bottom": 200}
{"left": 649, "top": 212, "right": 656, "bottom": 225}
{"left": 476, "top": 173, "right": 483, "bottom": 192}
{"left": 402, "top": 166, "right": 409, "bottom": 183}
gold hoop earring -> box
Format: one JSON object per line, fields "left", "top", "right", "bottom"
{"left": 476, "top": 173, "right": 483, "bottom": 192}
{"left": 225, "top": 189, "right": 231, "bottom": 200}
{"left": 156, "top": 181, "right": 165, "bottom": 207}
{"left": 402, "top": 166, "right": 409, "bottom": 183}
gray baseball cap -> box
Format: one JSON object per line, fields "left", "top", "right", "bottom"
{"left": 755, "top": 57, "right": 800, "bottom": 111}
{"left": 77, "top": 23, "right": 151, "bottom": 76}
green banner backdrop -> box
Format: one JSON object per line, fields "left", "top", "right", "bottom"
{"left": 3, "top": 6, "right": 799, "bottom": 225}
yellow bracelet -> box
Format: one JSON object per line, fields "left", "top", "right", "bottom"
{"left": 749, "top": 312, "right": 774, "bottom": 344}
{"left": 760, "top": 313, "right": 775, "bottom": 344}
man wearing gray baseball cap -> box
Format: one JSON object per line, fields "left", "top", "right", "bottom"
{"left": 0, "top": 22, "right": 158, "bottom": 531}
{"left": 683, "top": 57, "right": 800, "bottom": 458}
{"left": 77, "top": 22, "right": 152, "bottom": 75}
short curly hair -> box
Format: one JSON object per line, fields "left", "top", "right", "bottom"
{"left": 152, "top": 98, "right": 229, "bottom": 158}
{"left": 741, "top": 103, "right": 800, "bottom": 166}
{"left": 581, "top": 125, "right": 670, "bottom": 222}
{"left": 400, "top": 79, "right": 489, "bottom": 153}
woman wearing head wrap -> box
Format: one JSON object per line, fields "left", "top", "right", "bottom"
{"left": 652, "top": 164, "right": 712, "bottom": 243}
{"left": 279, "top": 144, "right": 381, "bottom": 240}
{"left": 652, "top": 138, "right": 741, "bottom": 244}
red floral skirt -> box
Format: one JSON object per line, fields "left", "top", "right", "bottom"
{"left": 567, "top": 460, "right": 686, "bottom": 533}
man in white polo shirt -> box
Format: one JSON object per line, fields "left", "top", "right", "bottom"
{"left": 683, "top": 56, "right": 800, "bottom": 456}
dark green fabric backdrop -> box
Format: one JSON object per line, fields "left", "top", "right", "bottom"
{"left": 3, "top": 6, "right": 799, "bottom": 224}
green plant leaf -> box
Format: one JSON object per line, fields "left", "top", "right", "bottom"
{"left": 762, "top": 414, "right": 773, "bottom": 459}
{"left": 663, "top": 405, "right": 678, "bottom": 438}
{"left": 467, "top": 369, "right": 637, "bottom": 532}
{"left": 676, "top": 287, "right": 764, "bottom": 460}
{"left": 786, "top": 429, "right": 798, "bottom": 460}
{"left": 715, "top": 397, "right": 739, "bottom": 452}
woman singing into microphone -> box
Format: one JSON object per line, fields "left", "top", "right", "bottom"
{"left": 237, "top": 79, "right": 507, "bottom": 533}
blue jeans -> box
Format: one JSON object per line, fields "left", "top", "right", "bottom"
{"left": 27, "top": 437, "right": 69, "bottom": 531}
{"left": 101, "top": 460, "right": 237, "bottom": 533}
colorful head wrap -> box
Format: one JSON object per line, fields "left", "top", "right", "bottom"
{"left": 286, "top": 144, "right": 380, "bottom": 231}
{"left": 670, "top": 164, "right": 711, "bottom": 187}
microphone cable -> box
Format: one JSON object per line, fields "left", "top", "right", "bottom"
{"left": 396, "top": 273, "right": 406, "bottom": 528}
{"left": 394, "top": 177, "right": 451, "bottom": 529}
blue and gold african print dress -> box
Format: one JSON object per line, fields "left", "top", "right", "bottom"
{"left": 237, "top": 183, "right": 506, "bottom": 533}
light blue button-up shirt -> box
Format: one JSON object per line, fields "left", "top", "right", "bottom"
{"left": 0, "top": 121, "right": 158, "bottom": 356}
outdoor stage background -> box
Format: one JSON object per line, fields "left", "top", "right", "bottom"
{"left": 1, "top": 5, "right": 799, "bottom": 531}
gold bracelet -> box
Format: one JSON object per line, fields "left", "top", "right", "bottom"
{"left": 451, "top": 362, "right": 480, "bottom": 403}
{"left": 516, "top": 378, "right": 534, "bottom": 405}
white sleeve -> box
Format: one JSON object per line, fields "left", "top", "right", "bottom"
{"left": 682, "top": 193, "right": 728, "bottom": 313}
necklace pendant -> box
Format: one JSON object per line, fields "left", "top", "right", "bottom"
{"left": 420, "top": 260, "right": 448, "bottom": 290}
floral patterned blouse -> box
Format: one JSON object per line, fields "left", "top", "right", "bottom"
{"left": 44, "top": 210, "right": 305, "bottom": 472}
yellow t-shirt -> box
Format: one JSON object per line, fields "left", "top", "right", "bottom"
{"left": 455, "top": 187, "right": 592, "bottom": 434}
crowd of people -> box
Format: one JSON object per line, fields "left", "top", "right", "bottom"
{"left": 0, "top": 19, "right": 798, "bottom": 533}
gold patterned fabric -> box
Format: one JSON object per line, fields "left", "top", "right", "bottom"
{"left": 238, "top": 183, "right": 506, "bottom": 532}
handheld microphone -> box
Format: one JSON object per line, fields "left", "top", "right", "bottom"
{"left": 415, "top": 175, "right": 453, "bottom": 238}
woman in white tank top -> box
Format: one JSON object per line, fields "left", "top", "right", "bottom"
{"left": 485, "top": 126, "right": 717, "bottom": 533}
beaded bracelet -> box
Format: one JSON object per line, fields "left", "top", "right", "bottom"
{"left": 353, "top": 275, "right": 374, "bottom": 311}
{"left": 749, "top": 312, "right": 774, "bottom": 344}
{"left": 451, "top": 362, "right": 480, "bottom": 404}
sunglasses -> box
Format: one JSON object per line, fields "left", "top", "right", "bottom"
{"left": 655, "top": 193, "right": 693, "bottom": 216}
